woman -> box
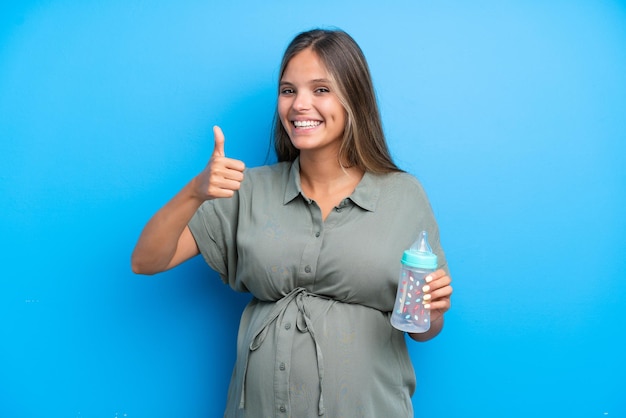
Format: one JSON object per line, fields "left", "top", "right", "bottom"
{"left": 132, "top": 29, "right": 452, "bottom": 417}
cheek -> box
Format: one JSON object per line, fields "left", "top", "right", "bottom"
{"left": 280, "top": 119, "right": 291, "bottom": 134}
{"left": 277, "top": 100, "right": 291, "bottom": 124}
{"left": 323, "top": 98, "right": 347, "bottom": 125}
{"left": 327, "top": 105, "right": 347, "bottom": 128}
{"left": 277, "top": 95, "right": 291, "bottom": 113}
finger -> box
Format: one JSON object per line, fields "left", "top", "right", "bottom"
{"left": 423, "top": 274, "right": 451, "bottom": 293}
{"left": 425, "top": 268, "right": 447, "bottom": 283}
{"left": 212, "top": 125, "right": 226, "bottom": 157}
{"left": 223, "top": 158, "right": 246, "bottom": 174}
{"left": 206, "top": 177, "right": 241, "bottom": 199}
{"left": 210, "top": 174, "right": 244, "bottom": 191}
{"left": 423, "top": 285, "right": 453, "bottom": 303}
{"left": 424, "top": 299, "right": 451, "bottom": 314}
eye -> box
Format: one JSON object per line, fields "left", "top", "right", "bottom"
{"left": 314, "top": 87, "right": 330, "bottom": 94}
{"left": 280, "top": 86, "right": 295, "bottom": 95}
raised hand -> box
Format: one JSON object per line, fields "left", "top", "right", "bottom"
{"left": 131, "top": 126, "right": 246, "bottom": 274}
{"left": 193, "top": 126, "right": 246, "bottom": 200}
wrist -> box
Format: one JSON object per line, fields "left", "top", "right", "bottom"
{"left": 188, "top": 176, "right": 211, "bottom": 203}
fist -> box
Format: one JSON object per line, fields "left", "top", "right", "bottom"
{"left": 194, "top": 126, "right": 246, "bottom": 200}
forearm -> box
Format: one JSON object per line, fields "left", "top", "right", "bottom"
{"left": 131, "top": 126, "right": 246, "bottom": 275}
{"left": 131, "top": 179, "right": 204, "bottom": 275}
{"left": 408, "top": 315, "right": 444, "bottom": 342}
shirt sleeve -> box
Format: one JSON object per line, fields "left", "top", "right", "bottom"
{"left": 188, "top": 192, "right": 240, "bottom": 285}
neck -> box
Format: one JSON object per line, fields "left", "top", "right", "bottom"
{"left": 298, "top": 152, "right": 364, "bottom": 195}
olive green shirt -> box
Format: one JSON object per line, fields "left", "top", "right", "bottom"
{"left": 189, "top": 157, "right": 447, "bottom": 418}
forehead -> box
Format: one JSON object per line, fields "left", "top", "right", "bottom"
{"left": 281, "top": 48, "right": 331, "bottom": 81}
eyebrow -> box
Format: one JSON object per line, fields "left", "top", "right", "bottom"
{"left": 279, "top": 78, "right": 332, "bottom": 85}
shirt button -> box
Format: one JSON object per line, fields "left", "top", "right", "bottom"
{"left": 279, "top": 362, "right": 286, "bottom": 371}
{"left": 336, "top": 207, "right": 343, "bottom": 212}
{"left": 284, "top": 322, "right": 291, "bottom": 330}
{"left": 304, "top": 265, "right": 312, "bottom": 273}
{"left": 280, "top": 405, "right": 287, "bottom": 413}
{"left": 315, "top": 231, "right": 320, "bottom": 237}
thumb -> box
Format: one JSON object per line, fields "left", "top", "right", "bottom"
{"left": 212, "top": 125, "right": 225, "bottom": 157}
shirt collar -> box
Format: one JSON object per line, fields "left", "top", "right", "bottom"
{"left": 283, "top": 158, "right": 303, "bottom": 205}
{"left": 283, "top": 157, "right": 380, "bottom": 212}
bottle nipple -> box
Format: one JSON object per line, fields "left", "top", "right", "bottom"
{"left": 410, "top": 230, "right": 432, "bottom": 254}
{"left": 403, "top": 230, "right": 437, "bottom": 269}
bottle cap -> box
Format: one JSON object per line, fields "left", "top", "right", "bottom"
{"left": 402, "top": 230, "right": 438, "bottom": 269}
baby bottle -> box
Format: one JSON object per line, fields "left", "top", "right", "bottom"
{"left": 390, "top": 231, "right": 438, "bottom": 333}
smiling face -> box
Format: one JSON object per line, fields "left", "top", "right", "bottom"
{"left": 277, "top": 48, "right": 347, "bottom": 158}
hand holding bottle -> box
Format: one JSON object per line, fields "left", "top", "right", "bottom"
{"left": 391, "top": 231, "right": 453, "bottom": 334}
{"left": 391, "top": 231, "right": 438, "bottom": 333}
{"left": 420, "top": 268, "right": 452, "bottom": 325}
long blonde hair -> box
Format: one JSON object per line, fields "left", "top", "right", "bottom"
{"left": 273, "top": 29, "right": 401, "bottom": 174}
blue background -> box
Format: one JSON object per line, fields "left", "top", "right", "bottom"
{"left": 1, "top": 1, "right": 625, "bottom": 417}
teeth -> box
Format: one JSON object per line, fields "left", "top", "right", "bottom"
{"left": 293, "top": 120, "right": 321, "bottom": 128}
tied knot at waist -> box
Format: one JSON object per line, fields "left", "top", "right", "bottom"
{"left": 240, "top": 287, "right": 329, "bottom": 416}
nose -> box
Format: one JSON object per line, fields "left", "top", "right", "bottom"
{"left": 292, "top": 91, "right": 312, "bottom": 112}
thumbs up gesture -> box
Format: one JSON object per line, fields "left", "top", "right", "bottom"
{"left": 193, "top": 126, "right": 246, "bottom": 200}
